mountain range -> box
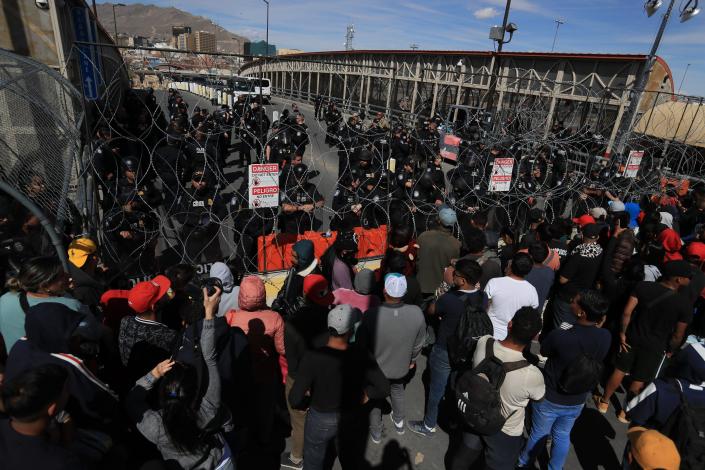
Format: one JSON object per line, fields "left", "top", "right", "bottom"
{"left": 95, "top": 2, "right": 249, "bottom": 53}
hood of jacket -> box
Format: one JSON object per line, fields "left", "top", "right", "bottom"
{"left": 210, "top": 262, "right": 234, "bottom": 293}
{"left": 574, "top": 242, "right": 603, "bottom": 259}
{"left": 238, "top": 275, "right": 266, "bottom": 311}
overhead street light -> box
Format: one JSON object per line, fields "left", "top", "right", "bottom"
{"left": 263, "top": 0, "right": 270, "bottom": 57}
{"left": 485, "top": 0, "right": 517, "bottom": 125}
{"left": 614, "top": 0, "right": 701, "bottom": 153}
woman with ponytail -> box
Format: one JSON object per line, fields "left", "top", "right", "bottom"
{"left": 126, "top": 286, "right": 234, "bottom": 469}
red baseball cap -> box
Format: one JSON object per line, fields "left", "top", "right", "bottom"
{"left": 686, "top": 242, "right": 705, "bottom": 262}
{"left": 572, "top": 214, "right": 596, "bottom": 228}
{"left": 303, "top": 274, "right": 334, "bottom": 307}
{"left": 128, "top": 275, "right": 173, "bottom": 313}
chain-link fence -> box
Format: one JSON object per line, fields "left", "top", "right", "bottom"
{"left": 0, "top": 48, "right": 85, "bottom": 231}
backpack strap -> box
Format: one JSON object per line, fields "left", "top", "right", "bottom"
{"left": 18, "top": 291, "right": 30, "bottom": 315}
{"left": 643, "top": 288, "right": 677, "bottom": 312}
{"left": 503, "top": 360, "right": 530, "bottom": 373}
{"left": 485, "top": 337, "right": 495, "bottom": 360}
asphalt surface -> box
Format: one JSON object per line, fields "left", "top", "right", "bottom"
{"left": 156, "top": 90, "right": 630, "bottom": 470}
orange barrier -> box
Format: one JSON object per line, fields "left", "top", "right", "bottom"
{"left": 257, "top": 226, "right": 388, "bottom": 272}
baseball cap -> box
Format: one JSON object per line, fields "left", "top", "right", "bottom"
{"left": 328, "top": 304, "right": 360, "bottom": 335}
{"left": 572, "top": 214, "right": 596, "bottom": 228}
{"left": 303, "top": 274, "right": 334, "bottom": 307}
{"left": 128, "top": 275, "right": 173, "bottom": 313}
{"left": 608, "top": 200, "right": 626, "bottom": 213}
{"left": 384, "top": 273, "right": 407, "bottom": 298}
{"left": 582, "top": 223, "right": 601, "bottom": 239}
{"left": 662, "top": 260, "right": 693, "bottom": 279}
{"left": 438, "top": 205, "right": 457, "bottom": 227}
{"left": 67, "top": 237, "right": 97, "bottom": 268}
{"left": 627, "top": 427, "right": 680, "bottom": 470}
{"left": 686, "top": 241, "right": 705, "bottom": 261}
{"left": 589, "top": 207, "right": 607, "bottom": 220}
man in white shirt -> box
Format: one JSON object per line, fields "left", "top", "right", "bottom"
{"left": 484, "top": 252, "right": 539, "bottom": 340}
{"left": 444, "top": 307, "right": 545, "bottom": 470}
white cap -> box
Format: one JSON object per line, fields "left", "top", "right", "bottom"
{"left": 384, "top": 273, "right": 407, "bottom": 298}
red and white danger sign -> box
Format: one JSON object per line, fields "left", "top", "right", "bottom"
{"left": 248, "top": 164, "right": 280, "bottom": 208}
{"left": 489, "top": 158, "right": 514, "bottom": 192}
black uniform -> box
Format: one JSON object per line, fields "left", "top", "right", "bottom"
{"left": 266, "top": 129, "right": 295, "bottom": 167}
{"left": 314, "top": 95, "right": 324, "bottom": 120}
{"left": 153, "top": 135, "right": 188, "bottom": 201}
{"left": 103, "top": 208, "right": 159, "bottom": 277}
{"left": 232, "top": 98, "right": 251, "bottom": 166}
{"left": 280, "top": 183, "right": 324, "bottom": 234}
{"left": 331, "top": 182, "right": 363, "bottom": 230}
{"left": 324, "top": 106, "right": 342, "bottom": 145}
{"left": 290, "top": 122, "right": 310, "bottom": 156}
{"left": 230, "top": 179, "right": 276, "bottom": 273}
{"left": 244, "top": 106, "right": 271, "bottom": 163}
{"left": 175, "top": 185, "right": 226, "bottom": 263}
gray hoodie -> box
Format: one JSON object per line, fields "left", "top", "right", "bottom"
{"left": 210, "top": 262, "right": 239, "bottom": 317}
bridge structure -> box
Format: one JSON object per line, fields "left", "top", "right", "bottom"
{"left": 240, "top": 49, "right": 676, "bottom": 155}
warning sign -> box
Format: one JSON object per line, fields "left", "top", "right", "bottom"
{"left": 624, "top": 150, "right": 644, "bottom": 178}
{"left": 489, "top": 158, "right": 514, "bottom": 192}
{"left": 249, "top": 164, "right": 280, "bottom": 208}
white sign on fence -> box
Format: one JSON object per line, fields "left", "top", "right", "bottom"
{"left": 489, "top": 158, "right": 514, "bottom": 192}
{"left": 624, "top": 150, "right": 644, "bottom": 178}
{"left": 248, "top": 164, "right": 280, "bottom": 208}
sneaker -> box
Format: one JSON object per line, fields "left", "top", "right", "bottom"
{"left": 408, "top": 420, "right": 436, "bottom": 437}
{"left": 280, "top": 453, "right": 303, "bottom": 469}
{"left": 617, "top": 409, "right": 631, "bottom": 424}
{"left": 370, "top": 428, "right": 382, "bottom": 444}
{"left": 593, "top": 394, "right": 609, "bottom": 414}
{"left": 390, "top": 412, "right": 405, "bottom": 435}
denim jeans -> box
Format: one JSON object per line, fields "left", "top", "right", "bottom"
{"left": 518, "top": 398, "right": 584, "bottom": 470}
{"left": 424, "top": 345, "right": 452, "bottom": 429}
{"left": 303, "top": 408, "right": 339, "bottom": 470}
{"left": 369, "top": 381, "right": 405, "bottom": 434}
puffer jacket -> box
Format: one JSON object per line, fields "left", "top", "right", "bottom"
{"left": 610, "top": 229, "right": 636, "bottom": 274}
{"left": 226, "top": 276, "right": 286, "bottom": 384}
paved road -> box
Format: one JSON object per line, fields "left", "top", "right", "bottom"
{"left": 156, "top": 90, "right": 630, "bottom": 470}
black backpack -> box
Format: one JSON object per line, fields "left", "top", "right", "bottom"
{"left": 557, "top": 328, "right": 604, "bottom": 395}
{"left": 660, "top": 379, "right": 705, "bottom": 470}
{"left": 453, "top": 338, "right": 528, "bottom": 435}
{"left": 447, "top": 292, "right": 493, "bottom": 370}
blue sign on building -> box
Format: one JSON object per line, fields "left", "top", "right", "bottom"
{"left": 71, "top": 7, "right": 100, "bottom": 101}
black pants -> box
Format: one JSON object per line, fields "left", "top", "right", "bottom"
{"left": 445, "top": 429, "right": 524, "bottom": 470}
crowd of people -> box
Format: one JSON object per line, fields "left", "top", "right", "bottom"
{"left": 0, "top": 87, "right": 704, "bottom": 470}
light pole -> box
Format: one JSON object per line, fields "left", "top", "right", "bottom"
{"left": 263, "top": 0, "right": 270, "bottom": 56}
{"left": 485, "top": 0, "right": 518, "bottom": 124}
{"left": 112, "top": 3, "right": 126, "bottom": 42}
{"left": 551, "top": 18, "right": 565, "bottom": 52}
{"left": 614, "top": 0, "right": 700, "bottom": 153}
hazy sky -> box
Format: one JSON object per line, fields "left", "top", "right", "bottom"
{"left": 116, "top": 0, "right": 705, "bottom": 96}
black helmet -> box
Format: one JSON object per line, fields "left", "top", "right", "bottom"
{"left": 293, "top": 163, "right": 308, "bottom": 180}
{"left": 121, "top": 156, "right": 139, "bottom": 172}
{"left": 418, "top": 171, "right": 434, "bottom": 190}
{"left": 358, "top": 149, "right": 373, "bottom": 162}
{"left": 271, "top": 120, "right": 280, "bottom": 129}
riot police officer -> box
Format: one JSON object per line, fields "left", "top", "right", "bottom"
{"left": 244, "top": 99, "right": 271, "bottom": 163}
{"left": 232, "top": 94, "right": 251, "bottom": 166}
{"left": 230, "top": 177, "right": 276, "bottom": 273}
{"left": 280, "top": 153, "right": 304, "bottom": 189}
{"left": 103, "top": 206, "right": 159, "bottom": 278}
{"left": 265, "top": 120, "right": 295, "bottom": 167}
{"left": 331, "top": 169, "right": 363, "bottom": 230}
{"left": 175, "top": 170, "right": 226, "bottom": 263}
{"left": 290, "top": 114, "right": 310, "bottom": 157}
{"left": 112, "top": 156, "right": 163, "bottom": 213}
{"left": 153, "top": 129, "right": 189, "bottom": 201}
{"left": 280, "top": 164, "right": 324, "bottom": 234}
{"left": 314, "top": 94, "right": 324, "bottom": 120}
{"left": 324, "top": 102, "right": 342, "bottom": 145}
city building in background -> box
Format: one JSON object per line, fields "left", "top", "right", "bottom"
{"left": 171, "top": 25, "right": 191, "bottom": 47}
{"left": 245, "top": 40, "right": 276, "bottom": 57}
{"left": 194, "top": 31, "right": 216, "bottom": 53}
{"left": 177, "top": 32, "right": 195, "bottom": 51}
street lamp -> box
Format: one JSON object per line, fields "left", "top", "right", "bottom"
{"left": 485, "top": 0, "right": 517, "bottom": 124}
{"left": 263, "top": 0, "right": 270, "bottom": 57}
{"left": 614, "top": 0, "right": 700, "bottom": 153}
{"left": 112, "top": 3, "right": 126, "bottom": 42}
